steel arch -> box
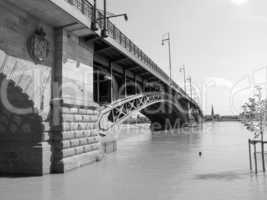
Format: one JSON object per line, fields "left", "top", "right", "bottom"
{"left": 97, "top": 92, "right": 199, "bottom": 135}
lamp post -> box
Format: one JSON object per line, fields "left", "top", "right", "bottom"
{"left": 162, "top": 33, "right": 172, "bottom": 86}
{"left": 187, "top": 76, "right": 192, "bottom": 98}
{"left": 179, "top": 65, "right": 186, "bottom": 93}
{"left": 186, "top": 76, "right": 193, "bottom": 121}
{"left": 102, "top": 0, "right": 108, "bottom": 37}
{"left": 91, "top": 0, "right": 98, "bottom": 31}
{"left": 92, "top": 0, "right": 128, "bottom": 37}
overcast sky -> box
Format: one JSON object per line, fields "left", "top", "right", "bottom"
{"left": 97, "top": 0, "right": 267, "bottom": 115}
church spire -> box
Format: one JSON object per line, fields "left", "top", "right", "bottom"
{"left": 211, "top": 105, "right": 214, "bottom": 118}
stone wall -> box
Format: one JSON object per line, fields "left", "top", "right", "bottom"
{"left": 51, "top": 30, "right": 102, "bottom": 173}
{"left": 0, "top": 1, "right": 102, "bottom": 175}
{"left": 0, "top": 1, "right": 55, "bottom": 67}
{"left": 0, "top": 73, "right": 51, "bottom": 175}
{"left": 52, "top": 105, "right": 102, "bottom": 173}
{"left": 0, "top": 1, "right": 54, "bottom": 175}
{"left": 62, "top": 31, "right": 94, "bottom": 105}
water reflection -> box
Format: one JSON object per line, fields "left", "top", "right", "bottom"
{"left": 0, "top": 122, "right": 267, "bottom": 200}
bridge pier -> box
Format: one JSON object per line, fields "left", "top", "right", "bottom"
{"left": 50, "top": 29, "right": 103, "bottom": 173}
{"left": 0, "top": 1, "right": 102, "bottom": 175}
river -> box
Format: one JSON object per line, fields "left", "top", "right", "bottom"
{"left": 0, "top": 122, "right": 267, "bottom": 200}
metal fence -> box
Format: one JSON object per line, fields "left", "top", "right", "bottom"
{"left": 64, "top": 0, "right": 186, "bottom": 96}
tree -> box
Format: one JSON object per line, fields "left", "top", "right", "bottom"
{"left": 243, "top": 86, "right": 265, "bottom": 139}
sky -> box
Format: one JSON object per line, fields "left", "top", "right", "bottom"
{"left": 96, "top": 0, "right": 267, "bottom": 115}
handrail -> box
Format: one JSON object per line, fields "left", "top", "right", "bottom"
{"left": 64, "top": 0, "right": 194, "bottom": 103}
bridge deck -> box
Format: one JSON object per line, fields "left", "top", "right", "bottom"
{"left": 7, "top": 0, "right": 198, "bottom": 107}
{"left": 58, "top": 0, "right": 198, "bottom": 103}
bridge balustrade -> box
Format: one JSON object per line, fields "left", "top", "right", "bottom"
{"left": 63, "top": 0, "right": 188, "bottom": 96}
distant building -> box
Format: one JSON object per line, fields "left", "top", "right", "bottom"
{"left": 204, "top": 105, "right": 220, "bottom": 121}
{"left": 219, "top": 116, "right": 240, "bottom": 121}
{"left": 211, "top": 105, "right": 215, "bottom": 120}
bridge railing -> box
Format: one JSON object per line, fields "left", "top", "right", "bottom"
{"left": 64, "top": 0, "right": 187, "bottom": 97}
{"left": 65, "top": 0, "right": 93, "bottom": 18}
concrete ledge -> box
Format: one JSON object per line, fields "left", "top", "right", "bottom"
{"left": 53, "top": 149, "right": 103, "bottom": 173}
{"left": 48, "top": 0, "right": 93, "bottom": 29}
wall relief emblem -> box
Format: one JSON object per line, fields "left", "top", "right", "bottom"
{"left": 27, "top": 28, "right": 50, "bottom": 64}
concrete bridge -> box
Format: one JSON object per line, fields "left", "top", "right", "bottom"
{"left": 0, "top": 0, "right": 202, "bottom": 175}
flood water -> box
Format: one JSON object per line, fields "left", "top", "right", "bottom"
{"left": 1, "top": 122, "right": 267, "bottom": 200}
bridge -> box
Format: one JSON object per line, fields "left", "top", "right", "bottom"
{"left": 98, "top": 92, "right": 201, "bottom": 134}
{"left": 0, "top": 0, "right": 202, "bottom": 175}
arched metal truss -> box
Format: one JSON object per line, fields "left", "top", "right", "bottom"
{"left": 97, "top": 92, "right": 202, "bottom": 135}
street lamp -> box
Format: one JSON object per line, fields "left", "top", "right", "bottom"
{"left": 179, "top": 65, "right": 186, "bottom": 93}
{"left": 91, "top": 0, "right": 98, "bottom": 31}
{"left": 187, "top": 76, "right": 193, "bottom": 98}
{"left": 91, "top": 0, "right": 128, "bottom": 37}
{"left": 162, "top": 33, "right": 172, "bottom": 86}
{"left": 101, "top": 13, "right": 128, "bottom": 21}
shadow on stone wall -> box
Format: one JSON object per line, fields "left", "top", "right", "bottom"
{"left": 0, "top": 73, "right": 50, "bottom": 176}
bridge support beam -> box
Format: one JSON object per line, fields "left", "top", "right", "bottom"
{"left": 50, "top": 29, "right": 103, "bottom": 173}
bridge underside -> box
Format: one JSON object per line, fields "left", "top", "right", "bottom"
{"left": 141, "top": 102, "right": 187, "bottom": 131}
{"left": 91, "top": 35, "right": 202, "bottom": 131}
{"left": 92, "top": 37, "right": 165, "bottom": 105}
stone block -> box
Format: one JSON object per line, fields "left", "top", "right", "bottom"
{"left": 62, "top": 140, "right": 71, "bottom": 149}
{"left": 74, "top": 130, "right": 85, "bottom": 138}
{"left": 69, "top": 139, "right": 80, "bottom": 147}
{"left": 79, "top": 138, "right": 88, "bottom": 145}
{"left": 75, "top": 146, "right": 84, "bottom": 154}
{"left": 62, "top": 131, "right": 75, "bottom": 140}
{"left": 62, "top": 148, "right": 76, "bottom": 158}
